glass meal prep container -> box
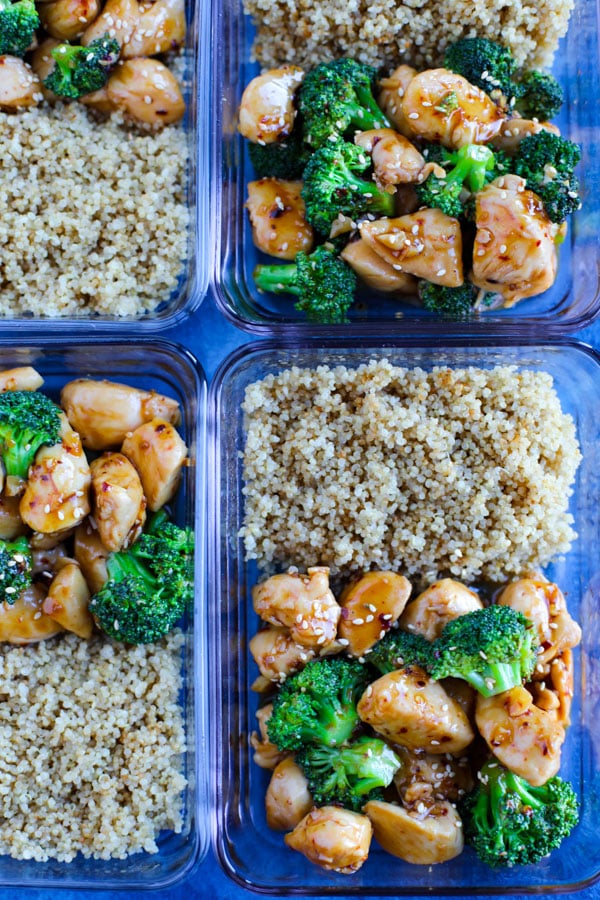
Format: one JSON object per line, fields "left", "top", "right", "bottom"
{"left": 0, "top": 0, "right": 210, "bottom": 335}
{"left": 0, "top": 339, "right": 208, "bottom": 890}
{"left": 209, "top": 337, "right": 600, "bottom": 894}
{"left": 211, "top": 0, "right": 600, "bottom": 336}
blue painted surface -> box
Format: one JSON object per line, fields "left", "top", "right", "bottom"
{"left": 7, "top": 293, "right": 600, "bottom": 900}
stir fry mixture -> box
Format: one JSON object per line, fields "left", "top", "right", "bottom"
{"left": 250, "top": 568, "right": 581, "bottom": 874}
{"left": 238, "top": 39, "right": 581, "bottom": 322}
{"left": 0, "top": 0, "right": 186, "bottom": 126}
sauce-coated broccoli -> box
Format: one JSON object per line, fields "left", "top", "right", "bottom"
{"left": 296, "top": 735, "right": 401, "bottom": 811}
{"left": 0, "top": 535, "right": 32, "bottom": 605}
{"left": 515, "top": 70, "right": 564, "bottom": 121}
{"left": 418, "top": 280, "right": 481, "bottom": 317}
{"left": 253, "top": 245, "right": 357, "bottom": 324}
{"left": 247, "top": 128, "right": 311, "bottom": 180}
{"left": 301, "top": 137, "right": 395, "bottom": 236}
{"left": 267, "top": 657, "right": 370, "bottom": 752}
{"left": 369, "top": 629, "right": 433, "bottom": 675}
{"left": 89, "top": 511, "right": 194, "bottom": 644}
{"left": 0, "top": 390, "right": 61, "bottom": 479}
{"left": 299, "top": 58, "right": 390, "bottom": 148}
{"left": 513, "top": 131, "right": 581, "bottom": 223}
{"left": 429, "top": 605, "right": 538, "bottom": 697}
{"left": 415, "top": 143, "right": 503, "bottom": 218}
{"left": 0, "top": 0, "right": 39, "bottom": 57}
{"left": 444, "top": 38, "right": 516, "bottom": 102}
{"left": 460, "top": 760, "right": 579, "bottom": 867}
{"left": 44, "top": 35, "right": 120, "bottom": 99}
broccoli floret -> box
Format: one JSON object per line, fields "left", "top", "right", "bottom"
{"left": 415, "top": 144, "right": 499, "bottom": 217}
{"left": 515, "top": 70, "right": 564, "bottom": 121}
{"left": 89, "top": 514, "right": 194, "bottom": 644}
{"left": 429, "top": 605, "right": 538, "bottom": 697}
{"left": 267, "top": 657, "right": 370, "bottom": 752}
{"left": 301, "top": 137, "right": 395, "bottom": 236}
{"left": 0, "top": 535, "right": 32, "bottom": 606}
{"left": 247, "top": 129, "right": 311, "bottom": 180}
{"left": 513, "top": 131, "right": 581, "bottom": 223}
{"left": 253, "top": 245, "right": 357, "bottom": 324}
{"left": 0, "top": 0, "right": 39, "bottom": 57}
{"left": 444, "top": 38, "right": 516, "bottom": 101}
{"left": 369, "top": 629, "right": 433, "bottom": 675}
{"left": 44, "top": 35, "right": 120, "bottom": 99}
{"left": 299, "top": 58, "right": 390, "bottom": 148}
{"left": 296, "top": 735, "right": 401, "bottom": 812}
{"left": 0, "top": 390, "right": 61, "bottom": 479}
{"left": 459, "top": 760, "right": 579, "bottom": 867}
{"left": 419, "top": 280, "right": 478, "bottom": 317}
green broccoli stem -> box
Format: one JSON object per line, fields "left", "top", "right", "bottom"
{"left": 502, "top": 770, "right": 546, "bottom": 809}
{"left": 447, "top": 145, "right": 495, "bottom": 193}
{"left": 350, "top": 87, "right": 390, "bottom": 129}
{"left": 461, "top": 659, "right": 525, "bottom": 697}
{"left": 254, "top": 263, "right": 299, "bottom": 295}
{"left": 107, "top": 549, "right": 157, "bottom": 592}
{"left": 1, "top": 434, "right": 38, "bottom": 478}
{"left": 51, "top": 44, "right": 81, "bottom": 78}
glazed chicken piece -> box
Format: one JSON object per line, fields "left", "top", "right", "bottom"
{"left": 0, "top": 584, "right": 63, "bottom": 644}
{"left": 354, "top": 129, "right": 425, "bottom": 187}
{"left": 252, "top": 567, "right": 340, "bottom": 651}
{"left": 470, "top": 173, "right": 558, "bottom": 307}
{"left": 60, "top": 379, "right": 181, "bottom": 451}
{"left": 265, "top": 757, "right": 313, "bottom": 831}
{"left": 377, "top": 65, "right": 418, "bottom": 138}
{"left": 20, "top": 413, "right": 91, "bottom": 534}
{"left": 0, "top": 367, "right": 43, "bottom": 393}
{"left": 393, "top": 746, "right": 474, "bottom": 809}
{"left": 337, "top": 570, "right": 412, "bottom": 658}
{"left": 90, "top": 452, "right": 146, "bottom": 551}
{"left": 475, "top": 684, "right": 565, "bottom": 786}
{"left": 401, "top": 68, "right": 505, "bottom": 148}
{"left": 250, "top": 702, "right": 287, "bottom": 769}
{"left": 249, "top": 625, "right": 315, "bottom": 684}
{"left": 400, "top": 578, "right": 482, "bottom": 641}
{"left": 121, "top": 417, "right": 188, "bottom": 512}
{"left": 74, "top": 521, "right": 109, "bottom": 594}
{"left": 38, "top": 0, "right": 100, "bottom": 41}
{"left": 42, "top": 561, "right": 94, "bottom": 639}
{"left": 496, "top": 575, "right": 581, "bottom": 666}
{"left": 246, "top": 178, "right": 314, "bottom": 260}
{"left": 238, "top": 66, "right": 304, "bottom": 144}
{"left": 364, "top": 799, "right": 463, "bottom": 865}
{"left": 340, "top": 239, "right": 417, "bottom": 293}
{"left": 491, "top": 116, "right": 560, "bottom": 155}
{"left": 360, "top": 210, "right": 463, "bottom": 287}
{"left": 285, "top": 806, "right": 372, "bottom": 874}
{"left": 0, "top": 57, "right": 41, "bottom": 110}
{"left": 82, "top": 0, "right": 139, "bottom": 47}
{"left": 120, "top": 0, "right": 185, "bottom": 58}
{"left": 357, "top": 667, "right": 474, "bottom": 754}
{"left": 0, "top": 495, "right": 28, "bottom": 541}
{"left": 106, "top": 59, "right": 185, "bottom": 127}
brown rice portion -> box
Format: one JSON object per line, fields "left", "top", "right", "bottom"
{"left": 240, "top": 360, "right": 581, "bottom": 584}
{"left": 244, "top": 0, "right": 573, "bottom": 72}
{"left": 0, "top": 630, "right": 186, "bottom": 862}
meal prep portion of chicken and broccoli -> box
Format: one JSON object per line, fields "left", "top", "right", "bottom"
{"left": 239, "top": 40, "right": 581, "bottom": 322}
{"left": 0, "top": 366, "right": 192, "bottom": 862}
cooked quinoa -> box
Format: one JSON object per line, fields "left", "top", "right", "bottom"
{"left": 0, "top": 630, "right": 187, "bottom": 862}
{"left": 240, "top": 360, "right": 581, "bottom": 584}
{"left": 244, "top": 0, "right": 573, "bottom": 72}
{"left": 0, "top": 103, "right": 188, "bottom": 317}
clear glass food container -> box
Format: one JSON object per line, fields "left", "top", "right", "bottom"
{"left": 209, "top": 337, "right": 600, "bottom": 894}
{"left": 211, "top": 0, "right": 600, "bottom": 336}
{"left": 0, "top": 0, "right": 210, "bottom": 334}
{"left": 0, "top": 339, "right": 208, "bottom": 890}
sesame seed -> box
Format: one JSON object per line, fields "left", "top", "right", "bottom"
{"left": 408, "top": 112, "right": 420, "bottom": 120}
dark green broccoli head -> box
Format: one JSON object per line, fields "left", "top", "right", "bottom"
{"left": 369, "top": 629, "right": 433, "bottom": 675}
{"left": 459, "top": 760, "right": 579, "bottom": 867}
{"left": 0, "top": 0, "right": 39, "bottom": 57}
{"left": 429, "top": 605, "right": 538, "bottom": 697}
{"left": 0, "top": 390, "right": 62, "bottom": 479}
{"left": 301, "top": 137, "right": 395, "bottom": 236}
{"left": 419, "top": 280, "right": 478, "bottom": 317}
{"left": 515, "top": 70, "right": 564, "bottom": 121}
{"left": 299, "top": 58, "right": 390, "bottom": 148}
{"left": 296, "top": 735, "right": 401, "bottom": 812}
{"left": 513, "top": 131, "right": 581, "bottom": 223}
{"left": 415, "top": 143, "right": 499, "bottom": 217}
{"left": 89, "top": 515, "right": 193, "bottom": 644}
{"left": 0, "top": 535, "right": 32, "bottom": 605}
{"left": 267, "top": 656, "right": 370, "bottom": 752}
{"left": 247, "top": 129, "right": 311, "bottom": 180}
{"left": 444, "top": 38, "right": 516, "bottom": 101}
{"left": 44, "top": 35, "right": 120, "bottom": 99}
{"left": 254, "top": 245, "right": 357, "bottom": 324}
